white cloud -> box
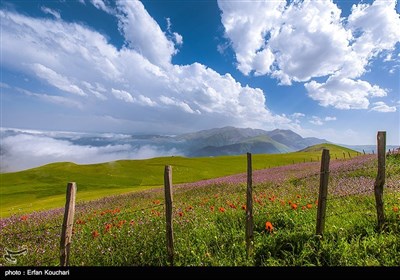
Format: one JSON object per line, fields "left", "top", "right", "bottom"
{"left": 218, "top": 0, "right": 286, "bottom": 76}
{"left": 166, "top": 17, "right": 183, "bottom": 46}
{"left": 111, "top": 88, "right": 134, "bottom": 103}
{"left": 15, "top": 87, "right": 84, "bottom": 109}
{"left": 291, "top": 112, "right": 305, "bottom": 118}
{"left": 90, "top": 0, "right": 114, "bottom": 14}
{"left": 40, "top": 6, "right": 61, "bottom": 20}
{"left": 324, "top": 116, "right": 337, "bottom": 121}
{"left": 309, "top": 115, "right": 336, "bottom": 125}
{"left": 309, "top": 116, "right": 323, "bottom": 126}
{"left": 116, "top": 1, "right": 177, "bottom": 68}
{"left": 0, "top": 4, "right": 292, "bottom": 134}
{"left": 218, "top": 0, "right": 400, "bottom": 110}
{"left": 370, "top": 101, "right": 397, "bottom": 112}
{"left": 32, "top": 64, "right": 87, "bottom": 96}
{"left": 0, "top": 133, "right": 179, "bottom": 172}
{"left": 305, "top": 76, "right": 386, "bottom": 109}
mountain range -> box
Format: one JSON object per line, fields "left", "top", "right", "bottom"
{"left": 174, "top": 126, "right": 329, "bottom": 156}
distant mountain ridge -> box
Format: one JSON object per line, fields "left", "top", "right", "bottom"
{"left": 176, "top": 126, "right": 329, "bottom": 156}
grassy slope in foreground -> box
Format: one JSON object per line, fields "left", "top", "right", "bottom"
{"left": 0, "top": 143, "right": 358, "bottom": 217}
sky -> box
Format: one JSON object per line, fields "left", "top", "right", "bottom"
{"left": 1, "top": 0, "right": 399, "bottom": 150}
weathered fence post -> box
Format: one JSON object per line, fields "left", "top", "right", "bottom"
{"left": 348, "top": 151, "right": 351, "bottom": 159}
{"left": 363, "top": 149, "right": 366, "bottom": 155}
{"left": 245, "top": 152, "right": 254, "bottom": 257}
{"left": 343, "top": 152, "right": 346, "bottom": 159}
{"left": 60, "top": 182, "right": 77, "bottom": 266}
{"left": 374, "top": 131, "right": 386, "bottom": 230}
{"left": 164, "top": 165, "right": 174, "bottom": 265}
{"left": 316, "top": 149, "right": 330, "bottom": 236}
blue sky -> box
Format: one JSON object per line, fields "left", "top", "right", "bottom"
{"left": 1, "top": 0, "right": 399, "bottom": 146}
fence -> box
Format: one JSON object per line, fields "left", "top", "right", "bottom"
{"left": 1, "top": 131, "right": 397, "bottom": 266}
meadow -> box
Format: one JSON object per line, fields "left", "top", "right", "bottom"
{"left": 0, "top": 143, "right": 357, "bottom": 218}
{"left": 0, "top": 145, "right": 399, "bottom": 266}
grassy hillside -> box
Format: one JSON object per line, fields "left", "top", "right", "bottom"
{"left": 299, "top": 143, "right": 356, "bottom": 153}
{"left": 0, "top": 143, "right": 359, "bottom": 217}
{"left": 1, "top": 153, "right": 398, "bottom": 266}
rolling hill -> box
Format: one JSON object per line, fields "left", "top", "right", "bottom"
{"left": 0, "top": 143, "right": 359, "bottom": 217}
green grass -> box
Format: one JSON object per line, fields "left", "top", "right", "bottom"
{"left": 0, "top": 143, "right": 359, "bottom": 217}
{"left": 1, "top": 153, "right": 398, "bottom": 266}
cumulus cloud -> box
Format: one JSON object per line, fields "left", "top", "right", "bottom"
{"left": 370, "top": 101, "right": 397, "bottom": 112}
{"left": 116, "top": 1, "right": 177, "bottom": 68}
{"left": 0, "top": 2, "right": 292, "bottom": 134}
{"left": 218, "top": 0, "right": 400, "bottom": 110}
{"left": 0, "top": 132, "right": 179, "bottom": 173}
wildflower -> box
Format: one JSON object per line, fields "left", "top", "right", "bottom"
{"left": 241, "top": 205, "right": 246, "bottom": 210}
{"left": 92, "top": 230, "right": 99, "bottom": 238}
{"left": 219, "top": 207, "right": 225, "bottom": 213}
{"left": 20, "top": 215, "right": 28, "bottom": 221}
{"left": 268, "top": 196, "right": 275, "bottom": 202}
{"left": 130, "top": 220, "right": 135, "bottom": 226}
{"left": 296, "top": 194, "right": 301, "bottom": 199}
{"left": 280, "top": 200, "right": 285, "bottom": 206}
{"left": 265, "top": 221, "right": 273, "bottom": 233}
{"left": 153, "top": 200, "right": 160, "bottom": 205}
{"left": 306, "top": 204, "right": 313, "bottom": 209}
{"left": 393, "top": 206, "right": 399, "bottom": 213}
{"left": 178, "top": 211, "right": 184, "bottom": 217}
{"left": 186, "top": 206, "right": 193, "bottom": 211}
{"left": 104, "top": 223, "right": 112, "bottom": 232}
{"left": 291, "top": 203, "right": 298, "bottom": 210}
{"left": 210, "top": 206, "right": 215, "bottom": 211}
{"left": 76, "top": 219, "right": 85, "bottom": 225}
{"left": 117, "top": 220, "right": 126, "bottom": 228}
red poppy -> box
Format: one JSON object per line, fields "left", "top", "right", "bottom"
{"left": 92, "top": 230, "right": 99, "bottom": 238}
{"left": 219, "top": 207, "right": 225, "bottom": 213}
{"left": 291, "top": 203, "right": 298, "bottom": 210}
{"left": 210, "top": 206, "right": 215, "bottom": 211}
{"left": 76, "top": 219, "right": 85, "bottom": 225}
{"left": 306, "top": 204, "right": 312, "bottom": 209}
{"left": 104, "top": 223, "right": 112, "bottom": 232}
{"left": 265, "top": 221, "right": 273, "bottom": 233}
{"left": 20, "top": 215, "right": 28, "bottom": 221}
{"left": 393, "top": 206, "right": 399, "bottom": 213}
{"left": 178, "top": 211, "right": 184, "bottom": 217}
{"left": 153, "top": 200, "right": 160, "bottom": 205}
{"left": 241, "top": 205, "right": 247, "bottom": 210}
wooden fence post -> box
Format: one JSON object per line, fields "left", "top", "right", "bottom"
{"left": 348, "top": 151, "right": 351, "bottom": 159}
{"left": 245, "top": 153, "right": 254, "bottom": 257}
{"left": 343, "top": 152, "right": 346, "bottom": 159}
{"left": 60, "top": 182, "right": 77, "bottom": 266}
{"left": 316, "top": 149, "right": 330, "bottom": 236}
{"left": 164, "top": 165, "right": 174, "bottom": 265}
{"left": 363, "top": 149, "right": 365, "bottom": 155}
{"left": 374, "top": 131, "right": 386, "bottom": 230}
